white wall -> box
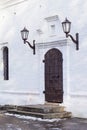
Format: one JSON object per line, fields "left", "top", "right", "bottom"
{"left": 0, "top": 0, "right": 87, "bottom": 118}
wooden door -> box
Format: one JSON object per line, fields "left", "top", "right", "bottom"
{"left": 44, "top": 48, "right": 63, "bottom": 103}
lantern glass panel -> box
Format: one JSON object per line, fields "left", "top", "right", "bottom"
{"left": 62, "top": 18, "right": 71, "bottom": 34}
{"left": 21, "top": 27, "right": 29, "bottom": 41}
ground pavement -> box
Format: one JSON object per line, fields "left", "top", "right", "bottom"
{"left": 0, "top": 112, "right": 87, "bottom": 130}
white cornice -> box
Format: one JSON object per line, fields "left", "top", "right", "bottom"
{"left": 45, "top": 15, "right": 59, "bottom": 22}
{"left": 0, "top": 0, "right": 28, "bottom": 10}
{"left": 36, "top": 39, "right": 68, "bottom": 49}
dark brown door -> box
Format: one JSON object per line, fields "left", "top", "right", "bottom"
{"left": 44, "top": 48, "right": 63, "bottom": 103}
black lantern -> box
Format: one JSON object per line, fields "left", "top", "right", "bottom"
{"left": 62, "top": 18, "right": 79, "bottom": 50}
{"left": 21, "top": 27, "right": 29, "bottom": 42}
{"left": 62, "top": 18, "right": 71, "bottom": 37}
{"left": 21, "top": 27, "right": 35, "bottom": 54}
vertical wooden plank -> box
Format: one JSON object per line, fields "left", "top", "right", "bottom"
{"left": 45, "top": 48, "right": 63, "bottom": 103}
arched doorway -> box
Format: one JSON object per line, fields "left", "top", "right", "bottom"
{"left": 44, "top": 48, "right": 63, "bottom": 103}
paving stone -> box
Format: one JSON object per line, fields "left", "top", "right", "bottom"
{"left": 0, "top": 113, "right": 87, "bottom": 130}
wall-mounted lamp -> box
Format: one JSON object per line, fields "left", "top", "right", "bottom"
{"left": 21, "top": 27, "right": 35, "bottom": 54}
{"left": 62, "top": 18, "right": 79, "bottom": 50}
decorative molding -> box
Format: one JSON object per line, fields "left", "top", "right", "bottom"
{"left": 0, "top": 42, "right": 8, "bottom": 45}
{"left": 36, "top": 39, "right": 68, "bottom": 49}
{"left": 45, "top": 15, "right": 59, "bottom": 22}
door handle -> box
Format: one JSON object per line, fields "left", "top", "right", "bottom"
{"left": 43, "top": 91, "right": 45, "bottom": 94}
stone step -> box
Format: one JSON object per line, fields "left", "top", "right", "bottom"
{"left": 1, "top": 104, "right": 72, "bottom": 119}
{"left": 17, "top": 105, "right": 65, "bottom": 113}
{"left": 7, "top": 109, "right": 72, "bottom": 119}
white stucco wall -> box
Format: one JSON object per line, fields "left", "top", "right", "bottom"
{"left": 0, "top": 0, "right": 87, "bottom": 118}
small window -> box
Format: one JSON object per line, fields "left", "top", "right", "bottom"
{"left": 50, "top": 24, "right": 56, "bottom": 35}
{"left": 3, "top": 47, "right": 9, "bottom": 80}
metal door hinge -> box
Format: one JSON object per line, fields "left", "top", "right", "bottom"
{"left": 43, "top": 59, "right": 45, "bottom": 63}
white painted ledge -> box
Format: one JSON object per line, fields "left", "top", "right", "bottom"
{"left": 0, "top": 91, "right": 40, "bottom": 96}
{"left": 69, "top": 92, "right": 87, "bottom": 98}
